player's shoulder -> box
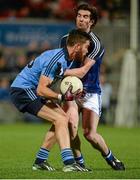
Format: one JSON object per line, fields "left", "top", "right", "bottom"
{"left": 61, "top": 33, "right": 69, "bottom": 40}
{"left": 59, "top": 34, "right": 69, "bottom": 48}
{"left": 88, "top": 31, "right": 105, "bottom": 60}
{"left": 89, "top": 31, "right": 101, "bottom": 43}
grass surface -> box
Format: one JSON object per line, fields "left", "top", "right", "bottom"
{"left": 0, "top": 123, "right": 140, "bottom": 179}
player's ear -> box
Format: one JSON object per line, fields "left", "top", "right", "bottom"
{"left": 90, "top": 19, "right": 94, "bottom": 27}
{"left": 74, "top": 43, "right": 81, "bottom": 52}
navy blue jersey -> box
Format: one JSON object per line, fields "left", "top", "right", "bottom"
{"left": 11, "top": 48, "right": 77, "bottom": 89}
{"left": 60, "top": 31, "right": 105, "bottom": 94}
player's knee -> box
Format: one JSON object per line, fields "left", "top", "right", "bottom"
{"left": 69, "top": 122, "right": 78, "bottom": 140}
{"left": 61, "top": 116, "right": 68, "bottom": 127}
{"left": 84, "top": 132, "right": 98, "bottom": 144}
{"left": 84, "top": 132, "right": 92, "bottom": 141}
{"left": 55, "top": 115, "right": 68, "bottom": 128}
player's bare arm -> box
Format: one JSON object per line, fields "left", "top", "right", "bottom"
{"left": 64, "top": 57, "right": 95, "bottom": 78}
{"left": 37, "top": 75, "right": 59, "bottom": 100}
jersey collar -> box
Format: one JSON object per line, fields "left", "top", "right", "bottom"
{"left": 63, "top": 47, "right": 70, "bottom": 60}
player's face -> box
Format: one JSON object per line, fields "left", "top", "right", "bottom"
{"left": 75, "top": 40, "right": 90, "bottom": 62}
{"left": 76, "top": 10, "right": 93, "bottom": 32}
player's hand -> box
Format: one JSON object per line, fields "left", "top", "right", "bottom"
{"left": 62, "top": 85, "right": 81, "bottom": 101}
{"left": 75, "top": 89, "right": 86, "bottom": 99}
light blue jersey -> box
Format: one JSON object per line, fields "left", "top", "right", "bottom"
{"left": 11, "top": 48, "right": 76, "bottom": 89}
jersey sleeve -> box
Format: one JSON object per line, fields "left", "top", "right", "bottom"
{"left": 40, "top": 49, "right": 67, "bottom": 80}
{"left": 41, "top": 61, "right": 59, "bottom": 80}
{"left": 39, "top": 52, "right": 55, "bottom": 80}
{"left": 87, "top": 33, "right": 105, "bottom": 61}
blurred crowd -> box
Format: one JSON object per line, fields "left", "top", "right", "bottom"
{"left": 0, "top": 41, "right": 49, "bottom": 123}
{"left": 0, "top": 0, "right": 126, "bottom": 123}
{"left": 0, "top": 0, "right": 130, "bottom": 23}
{"left": 0, "top": 41, "right": 51, "bottom": 75}
{"left": 0, "top": 40, "right": 52, "bottom": 97}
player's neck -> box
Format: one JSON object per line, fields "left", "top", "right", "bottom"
{"left": 85, "top": 28, "right": 90, "bottom": 33}
{"left": 82, "top": 27, "right": 91, "bottom": 33}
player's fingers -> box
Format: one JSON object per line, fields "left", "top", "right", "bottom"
{"left": 74, "top": 88, "right": 81, "bottom": 95}
{"left": 67, "top": 85, "right": 73, "bottom": 93}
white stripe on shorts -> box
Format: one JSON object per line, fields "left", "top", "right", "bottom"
{"left": 25, "top": 88, "right": 37, "bottom": 101}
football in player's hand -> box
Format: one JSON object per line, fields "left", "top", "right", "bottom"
{"left": 60, "top": 76, "right": 83, "bottom": 95}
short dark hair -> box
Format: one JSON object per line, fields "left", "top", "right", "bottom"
{"left": 75, "top": 3, "right": 98, "bottom": 27}
{"left": 66, "top": 29, "right": 91, "bottom": 46}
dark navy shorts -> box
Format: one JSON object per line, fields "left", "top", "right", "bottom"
{"left": 10, "top": 87, "right": 46, "bottom": 115}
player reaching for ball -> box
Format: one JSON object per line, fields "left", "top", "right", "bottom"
{"left": 9, "top": 29, "right": 92, "bottom": 172}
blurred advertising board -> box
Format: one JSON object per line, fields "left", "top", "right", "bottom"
{"left": 0, "top": 22, "right": 74, "bottom": 47}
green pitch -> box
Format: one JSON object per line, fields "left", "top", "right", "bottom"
{"left": 0, "top": 123, "right": 140, "bottom": 179}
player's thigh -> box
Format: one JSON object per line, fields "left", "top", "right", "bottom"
{"left": 89, "top": 110, "right": 99, "bottom": 132}
{"left": 37, "top": 104, "right": 67, "bottom": 124}
{"left": 82, "top": 108, "right": 90, "bottom": 130}
{"left": 48, "top": 102, "right": 67, "bottom": 116}
{"left": 82, "top": 108, "right": 100, "bottom": 133}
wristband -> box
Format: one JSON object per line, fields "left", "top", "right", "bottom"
{"left": 58, "top": 94, "right": 62, "bottom": 101}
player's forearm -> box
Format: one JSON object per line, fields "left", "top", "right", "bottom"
{"left": 64, "top": 59, "right": 95, "bottom": 78}
{"left": 37, "top": 86, "right": 59, "bottom": 100}
{"left": 37, "top": 75, "right": 60, "bottom": 100}
{"left": 64, "top": 68, "right": 85, "bottom": 78}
